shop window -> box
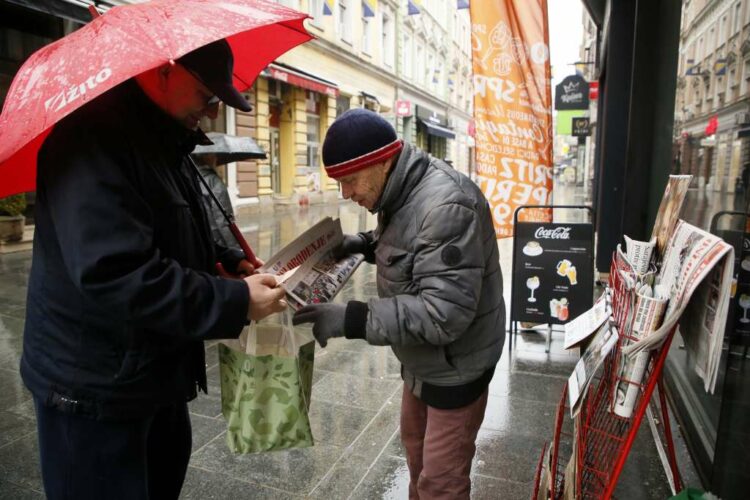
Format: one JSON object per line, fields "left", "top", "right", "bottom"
{"left": 403, "top": 33, "right": 413, "bottom": 80}
{"left": 305, "top": 90, "right": 320, "bottom": 114}
{"left": 336, "top": 95, "right": 350, "bottom": 117}
{"left": 361, "top": 5, "right": 372, "bottom": 54}
{"left": 382, "top": 10, "right": 394, "bottom": 68}
{"left": 275, "top": 0, "right": 299, "bottom": 9}
{"left": 338, "top": 0, "right": 351, "bottom": 44}
{"left": 307, "top": 114, "right": 321, "bottom": 169}
{"left": 308, "top": 0, "right": 324, "bottom": 27}
{"left": 733, "top": 2, "right": 741, "bottom": 34}
{"left": 416, "top": 43, "right": 425, "bottom": 85}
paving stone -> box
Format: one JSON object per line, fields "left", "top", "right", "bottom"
{"left": 0, "top": 479, "right": 44, "bottom": 499}
{"left": 311, "top": 372, "right": 401, "bottom": 411}
{"left": 308, "top": 399, "right": 378, "bottom": 448}
{"left": 181, "top": 466, "right": 299, "bottom": 499}
{"left": 349, "top": 454, "right": 411, "bottom": 499}
{"left": 0, "top": 433, "right": 43, "bottom": 492}
{"left": 0, "top": 367, "right": 32, "bottom": 412}
{"left": 190, "top": 438, "right": 344, "bottom": 495}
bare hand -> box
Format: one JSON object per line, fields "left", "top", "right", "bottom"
{"left": 244, "top": 274, "right": 287, "bottom": 321}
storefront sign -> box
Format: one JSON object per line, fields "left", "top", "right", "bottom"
{"left": 395, "top": 100, "right": 412, "bottom": 117}
{"left": 572, "top": 117, "right": 591, "bottom": 137}
{"left": 415, "top": 106, "right": 448, "bottom": 127}
{"left": 265, "top": 64, "right": 339, "bottom": 97}
{"left": 511, "top": 220, "right": 594, "bottom": 324}
{"left": 555, "top": 75, "right": 590, "bottom": 110}
{"left": 469, "top": 1, "right": 554, "bottom": 238}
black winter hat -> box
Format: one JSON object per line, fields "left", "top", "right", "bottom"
{"left": 322, "top": 108, "right": 403, "bottom": 179}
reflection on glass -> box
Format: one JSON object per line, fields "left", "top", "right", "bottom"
{"left": 739, "top": 294, "right": 750, "bottom": 323}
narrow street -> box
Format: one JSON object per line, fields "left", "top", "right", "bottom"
{"left": 0, "top": 177, "right": 698, "bottom": 499}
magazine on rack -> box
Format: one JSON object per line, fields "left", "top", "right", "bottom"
{"left": 623, "top": 220, "right": 734, "bottom": 393}
{"left": 650, "top": 175, "right": 692, "bottom": 260}
{"left": 259, "top": 217, "right": 364, "bottom": 311}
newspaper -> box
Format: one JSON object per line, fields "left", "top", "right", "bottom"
{"left": 623, "top": 220, "right": 734, "bottom": 393}
{"left": 564, "top": 290, "right": 611, "bottom": 350}
{"left": 611, "top": 290, "right": 668, "bottom": 418}
{"left": 568, "top": 323, "right": 619, "bottom": 417}
{"left": 650, "top": 175, "right": 692, "bottom": 260}
{"left": 624, "top": 235, "right": 656, "bottom": 274}
{"left": 259, "top": 217, "right": 364, "bottom": 311}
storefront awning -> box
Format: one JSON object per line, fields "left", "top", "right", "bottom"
{"left": 264, "top": 63, "right": 339, "bottom": 97}
{"left": 418, "top": 119, "right": 455, "bottom": 139}
{"left": 5, "top": 0, "right": 109, "bottom": 24}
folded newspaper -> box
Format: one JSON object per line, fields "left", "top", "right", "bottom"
{"left": 259, "top": 217, "right": 364, "bottom": 310}
{"left": 568, "top": 322, "right": 619, "bottom": 417}
{"left": 623, "top": 220, "right": 734, "bottom": 393}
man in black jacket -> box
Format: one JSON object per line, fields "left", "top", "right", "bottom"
{"left": 21, "top": 40, "right": 286, "bottom": 500}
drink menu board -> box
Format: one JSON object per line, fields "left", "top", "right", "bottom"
{"left": 512, "top": 221, "right": 594, "bottom": 325}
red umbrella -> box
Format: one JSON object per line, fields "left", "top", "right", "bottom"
{"left": 0, "top": 0, "right": 311, "bottom": 199}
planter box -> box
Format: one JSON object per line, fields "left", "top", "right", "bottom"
{"left": 0, "top": 215, "right": 25, "bottom": 243}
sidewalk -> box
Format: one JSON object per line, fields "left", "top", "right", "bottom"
{"left": 0, "top": 200, "right": 698, "bottom": 498}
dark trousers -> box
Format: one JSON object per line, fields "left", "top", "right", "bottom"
{"left": 34, "top": 397, "right": 192, "bottom": 500}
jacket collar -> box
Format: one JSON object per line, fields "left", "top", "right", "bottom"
{"left": 373, "top": 142, "right": 430, "bottom": 216}
{"left": 123, "top": 79, "right": 212, "bottom": 156}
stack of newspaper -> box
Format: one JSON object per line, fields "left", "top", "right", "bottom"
{"left": 259, "top": 217, "right": 365, "bottom": 310}
{"left": 562, "top": 175, "right": 734, "bottom": 419}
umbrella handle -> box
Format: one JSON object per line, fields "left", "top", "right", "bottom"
{"left": 229, "top": 222, "right": 262, "bottom": 268}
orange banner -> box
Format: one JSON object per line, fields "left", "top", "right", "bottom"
{"left": 469, "top": 0, "right": 553, "bottom": 238}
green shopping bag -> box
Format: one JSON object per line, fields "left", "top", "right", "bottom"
{"left": 218, "top": 312, "right": 315, "bottom": 453}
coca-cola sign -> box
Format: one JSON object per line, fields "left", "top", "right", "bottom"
{"left": 512, "top": 217, "right": 594, "bottom": 326}
{"left": 535, "top": 226, "right": 572, "bottom": 239}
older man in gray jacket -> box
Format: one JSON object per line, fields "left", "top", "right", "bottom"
{"left": 293, "top": 109, "right": 505, "bottom": 499}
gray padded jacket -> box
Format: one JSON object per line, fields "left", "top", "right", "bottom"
{"left": 362, "top": 143, "right": 505, "bottom": 388}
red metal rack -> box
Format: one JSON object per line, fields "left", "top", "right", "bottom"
{"left": 532, "top": 254, "right": 683, "bottom": 499}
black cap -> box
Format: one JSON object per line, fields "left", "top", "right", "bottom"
{"left": 177, "top": 39, "right": 252, "bottom": 112}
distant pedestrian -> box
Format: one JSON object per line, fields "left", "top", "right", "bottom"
{"left": 193, "top": 152, "right": 238, "bottom": 250}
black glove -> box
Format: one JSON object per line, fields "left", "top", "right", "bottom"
{"left": 293, "top": 303, "right": 347, "bottom": 347}
{"left": 331, "top": 234, "right": 368, "bottom": 260}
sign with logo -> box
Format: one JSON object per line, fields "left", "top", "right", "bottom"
{"left": 555, "top": 75, "right": 590, "bottom": 110}
{"left": 415, "top": 105, "right": 448, "bottom": 127}
{"left": 395, "top": 99, "right": 412, "bottom": 117}
{"left": 572, "top": 117, "right": 591, "bottom": 137}
{"left": 511, "top": 219, "right": 594, "bottom": 324}
{"left": 469, "top": 0, "right": 554, "bottom": 238}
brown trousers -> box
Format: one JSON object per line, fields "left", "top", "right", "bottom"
{"left": 400, "top": 384, "right": 489, "bottom": 500}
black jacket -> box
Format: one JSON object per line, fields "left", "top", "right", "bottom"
{"left": 21, "top": 80, "right": 249, "bottom": 419}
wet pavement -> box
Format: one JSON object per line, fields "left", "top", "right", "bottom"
{"left": 0, "top": 188, "right": 699, "bottom": 499}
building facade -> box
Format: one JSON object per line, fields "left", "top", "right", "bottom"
{"left": 0, "top": 0, "right": 475, "bottom": 210}
{"left": 673, "top": 0, "right": 750, "bottom": 192}
{"left": 226, "top": 0, "right": 475, "bottom": 207}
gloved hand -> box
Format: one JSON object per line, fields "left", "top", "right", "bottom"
{"left": 331, "top": 234, "right": 367, "bottom": 260}
{"left": 292, "top": 303, "right": 347, "bottom": 348}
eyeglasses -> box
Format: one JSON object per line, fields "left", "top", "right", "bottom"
{"left": 182, "top": 65, "right": 220, "bottom": 107}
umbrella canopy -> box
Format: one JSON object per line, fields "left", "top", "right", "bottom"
{"left": 192, "top": 132, "right": 267, "bottom": 164}
{"left": 0, "top": 0, "right": 311, "bottom": 198}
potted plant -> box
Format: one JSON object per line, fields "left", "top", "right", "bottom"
{"left": 0, "top": 194, "right": 27, "bottom": 243}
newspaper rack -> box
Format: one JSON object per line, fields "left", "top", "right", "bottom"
{"left": 532, "top": 254, "right": 683, "bottom": 499}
